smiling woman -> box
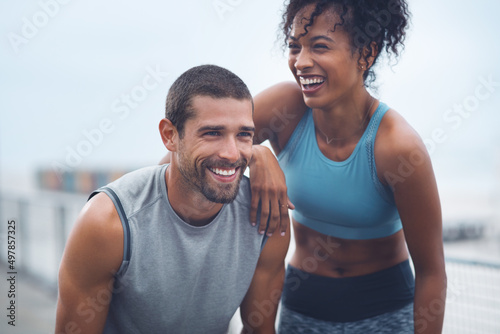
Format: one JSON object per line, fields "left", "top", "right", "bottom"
{"left": 247, "top": 0, "right": 447, "bottom": 333}
{"left": 282, "top": 0, "right": 409, "bottom": 87}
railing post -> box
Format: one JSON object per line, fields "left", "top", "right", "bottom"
{"left": 18, "top": 198, "right": 29, "bottom": 271}
{"left": 56, "top": 204, "right": 67, "bottom": 264}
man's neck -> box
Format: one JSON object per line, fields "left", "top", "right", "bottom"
{"left": 164, "top": 165, "right": 223, "bottom": 227}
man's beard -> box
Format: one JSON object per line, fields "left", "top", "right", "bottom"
{"left": 177, "top": 152, "right": 247, "bottom": 204}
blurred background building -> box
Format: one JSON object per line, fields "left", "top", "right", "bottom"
{"left": 1, "top": 0, "right": 500, "bottom": 333}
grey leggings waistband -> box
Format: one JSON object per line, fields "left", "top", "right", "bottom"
{"left": 278, "top": 302, "right": 414, "bottom": 334}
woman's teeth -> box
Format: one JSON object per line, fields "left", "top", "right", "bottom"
{"left": 300, "top": 77, "right": 324, "bottom": 86}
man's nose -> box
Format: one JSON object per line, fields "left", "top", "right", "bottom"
{"left": 218, "top": 137, "right": 239, "bottom": 162}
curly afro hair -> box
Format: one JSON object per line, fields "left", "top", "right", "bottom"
{"left": 280, "top": 0, "right": 410, "bottom": 86}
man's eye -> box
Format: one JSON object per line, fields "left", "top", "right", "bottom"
{"left": 238, "top": 132, "right": 253, "bottom": 137}
{"left": 204, "top": 131, "right": 220, "bottom": 136}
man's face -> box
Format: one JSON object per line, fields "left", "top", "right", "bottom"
{"left": 176, "top": 95, "right": 254, "bottom": 203}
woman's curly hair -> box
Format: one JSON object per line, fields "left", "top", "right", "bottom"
{"left": 280, "top": 0, "right": 410, "bottom": 86}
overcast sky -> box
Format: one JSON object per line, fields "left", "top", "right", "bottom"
{"left": 1, "top": 0, "right": 500, "bottom": 200}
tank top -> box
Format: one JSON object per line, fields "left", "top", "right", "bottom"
{"left": 278, "top": 102, "right": 402, "bottom": 240}
{"left": 89, "top": 164, "right": 266, "bottom": 333}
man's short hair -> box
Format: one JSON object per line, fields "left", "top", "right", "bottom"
{"left": 165, "top": 64, "right": 253, "bottom": 137}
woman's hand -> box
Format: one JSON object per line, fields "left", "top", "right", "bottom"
{"left": 248, "top": 145, "right": 294, "bottom": 236}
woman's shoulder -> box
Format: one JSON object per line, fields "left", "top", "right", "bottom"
{"left": 255, "top": 81, "right": 306, "bottom": 108}
{"left": 253, "top": 81, "right": 309, "bottom": 151}
{"left": 377, "top": 106, "right": 424, "bottom": 153}
{"left": 375, "top": 105, "right": 431, "bottom": 184}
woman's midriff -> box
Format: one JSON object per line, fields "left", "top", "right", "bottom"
{"left": 289, "top": 218, "right": 409, "bottom": 278}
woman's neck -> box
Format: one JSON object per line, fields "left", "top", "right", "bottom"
{"left": 312, "top": 91, "right": 376, "bottom": 145}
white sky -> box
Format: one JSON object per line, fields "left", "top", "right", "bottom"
{"left": 1, "top": 0, "right": 500, "bottom": 200}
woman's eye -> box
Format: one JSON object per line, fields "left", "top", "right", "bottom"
{"left": 314, "top": 44, "right": 328, "bottom": 49}
{"left": 288, "top": 44, "right": 301, "bottom": 55}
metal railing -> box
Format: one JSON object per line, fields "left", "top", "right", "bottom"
{"left": 443, "top": 257, "right": 500, "bottom": 333}
{"left": 0, "top": 191, "right": 87, "bottom": 290}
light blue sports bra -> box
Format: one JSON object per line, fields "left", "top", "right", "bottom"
{"left": 277, "top": 102, "right": 402, "bottom": 240}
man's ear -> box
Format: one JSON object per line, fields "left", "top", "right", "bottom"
{"left": 159, "top": 118, "right": 178, "bottom": 152}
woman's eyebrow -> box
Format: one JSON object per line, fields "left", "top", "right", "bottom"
{"left": 310, "top": 35, "right": 335, "bottom": 43}
{"left": 289, "top": 35, "right": 335, "bottom": 42}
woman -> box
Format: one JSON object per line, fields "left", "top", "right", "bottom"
{"left": 248, "top": 0, "right": 447, "bottom": 333}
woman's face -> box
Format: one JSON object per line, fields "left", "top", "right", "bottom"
{"left": 288, "top": 5, "right": 365, "bottom": 109}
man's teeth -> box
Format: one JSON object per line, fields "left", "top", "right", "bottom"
{"left": 300, "top": 77, "right": 324, "bottom": 85}
{"left": 210, "top": 168, "right": 236, "bottom": 176}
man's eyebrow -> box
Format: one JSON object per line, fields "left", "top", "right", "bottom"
{"left": 196, "top": 125, "right": 255, "bottom": 133}
{"left": 241, "top": 126, "right": 255, "bottom": 132}
{"left": 197, "top": 125, "right": 225, "bottom": 133}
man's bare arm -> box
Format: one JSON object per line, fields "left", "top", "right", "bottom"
{"left": 56, "top": 193, "right": 124, "bottom": 334}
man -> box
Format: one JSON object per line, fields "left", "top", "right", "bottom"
{"left": 55, "top": 65, "right": 290, "bottom": 334}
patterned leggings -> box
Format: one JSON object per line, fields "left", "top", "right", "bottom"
{"left": 278, "top": 303, "right": 414, "bottom": 334}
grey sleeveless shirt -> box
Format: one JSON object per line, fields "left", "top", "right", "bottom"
{"left": 90, "top": 164, "right": 266, "bottom": 334}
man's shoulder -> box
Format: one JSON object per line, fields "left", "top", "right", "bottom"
{"left": 71, "top": 192, "right": 125, "bottom": 263}
{"left": 228, "top": 176, "right": 267, "bottom": 239}
{"left": 92, "top": 165, "right": 167, "bottom": 218}
{"left": 233, "top": 175, "right": 251, "bottom": 206}
{"left": 99, "top": 165, "right": 165, "bottom": 197}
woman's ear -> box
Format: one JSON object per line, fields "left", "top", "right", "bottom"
{"left": 159, "top": 118, "right": 178, "bottom": 152}
{"left": 359, "top": 41, "right": 379, "bottom": 71}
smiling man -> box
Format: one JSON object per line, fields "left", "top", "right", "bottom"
{"left": 55, "top": 65, "right": 290, "bottom": 334}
